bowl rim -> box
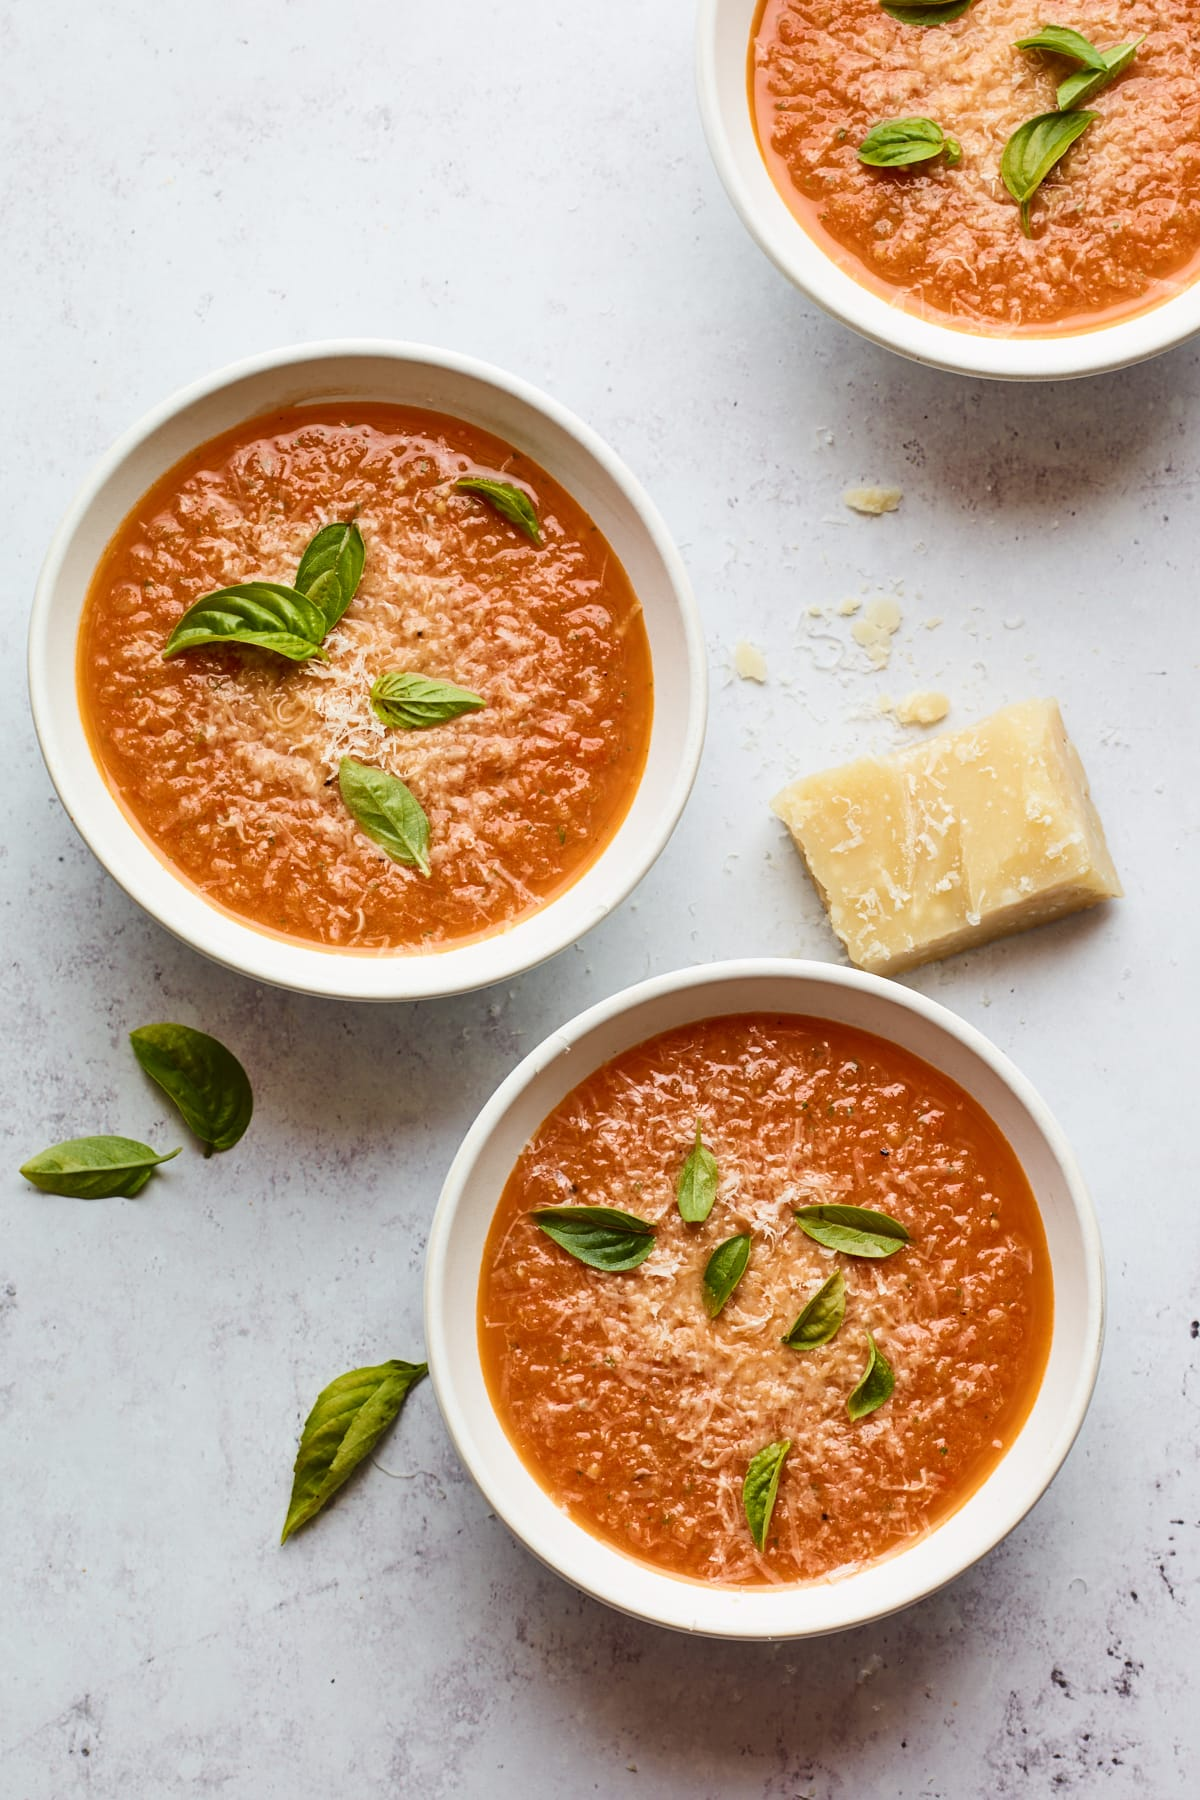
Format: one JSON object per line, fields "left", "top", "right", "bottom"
{"left": 28, "top": 338, "right": 708, "bottom": 1001}
{"left": 425, "top": 956, "right": 1106, "bottom": 1638}
{"left": 695, "top": 0, "right": 1200, "bottom": 381}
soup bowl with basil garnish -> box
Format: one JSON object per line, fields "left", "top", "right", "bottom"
{"left": 30, "top": 341, "right": 705, "bottom": 999}
{"left": 426, "top": 959, "right": 1103, "bottom": 1637}
{"left": 698, "top": 0, "right": 1200, "bottom": 378}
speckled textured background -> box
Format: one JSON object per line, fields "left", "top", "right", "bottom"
{"left": 2, "top": 2, "right": 1196, "bottom": 1794}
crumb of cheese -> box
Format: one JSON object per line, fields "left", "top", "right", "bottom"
{"left": 733, "top": 641, "right": 768, "bottom": 683}
{"left": 837, "top": 597, "right": 862, "bottom": 617}
{"left": 851, "top": 596, "right": 903, "bottom": 669}
{"left": 891, "top": 689, "right": 950, "bottom": 727}
{"left": 843, "top": 485, "right": 902, "bottom": 516}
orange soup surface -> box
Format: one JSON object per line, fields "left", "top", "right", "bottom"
{"left": 480, "top": 1014, "right": 1053, "bottom": 1586}
{"left": 751, "top": 2, "right": 1200, "bottom": 333}
{"left": 79, "top": 404, "right": 653, "bottom": 951}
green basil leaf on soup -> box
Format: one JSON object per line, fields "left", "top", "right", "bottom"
{"left": 294, "top": 521, "right": 365, "bottom": 632}
{"left": 677, "top": 1120, "right": 719, "bottom": 1224}
{"left": 454, "top": 477, "right": 542, "bottom": 545}
{"left": 743, "top": 1438, "right": 791, "bottom": 1552}
{"left": 531, "top": 1204, "right": 656, "bottom": 1272}
{"left": 369, "top": 671, "right": 486, "bottom": 731}
{"left": 846, "top": 1332, "right": 896, "bottom": 1421}
{"left": 1057, "top": 39, "right": 1142, "bottom": 109}
{"left": 880, "top": 1, "right": 973, "bottom": 25}
{"left": 19, "top": 1135, "right": 181, "bottom": 1199}
{"left": 129, "top": 1023, "right": 253, "bottom": 1156}
{"left": 782, "top": 1268, "right": 846, "bottom": 1350}
{"left": 702, "top": 1232, "right": 751, "bottom": 1318}
{"left": 338, "top": 757, "right": 431, "bottom": 876}
{"left": 281, "top": 1358, "right": 428, "bottom": 1542}
{"left": 793, "top": 1204, "right": 910, "bottom": 1258}
{"left": 859, "top": 117, "right": 961, "bottom": 168}
{"left": 1000, "top": 109, "right": 1096, "bottom": 236}
{"left": 162, "top": 582, "right": 328, "bottom": 662}
{"left": 1013, "top": 26, "right": 1108, "bottom": 71}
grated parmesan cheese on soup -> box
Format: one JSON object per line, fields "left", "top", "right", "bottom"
{"left": 479, "top": 1014, "right": 1052, "bottom": 1587}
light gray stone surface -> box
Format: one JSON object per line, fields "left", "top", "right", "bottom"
{"left": 2, "top": 2, "right": 1196, "bottom": 1794}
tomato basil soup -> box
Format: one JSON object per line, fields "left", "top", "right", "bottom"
{"left": 751, "top": 2, "right": 1200, "bottom": 333}
{"left": 479, "top": 1014, "right": 1051, "bottom": 1586}
{"left": 78, "top": 404, "right": 653, "bottom": 951}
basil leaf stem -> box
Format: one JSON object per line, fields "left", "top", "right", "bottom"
{"left": 129, "top": 1023, "right": 253, "bottom": 1156}
{"left": 743, "top": 1439, "right": 791, "bottom": 1552}
{"left": 531, "top": 1204, "right": 656, "bottom": 1272}
{"left": 338, "top": 757, "right": 431, "bottom": 875}
{"left": 782, "top": 1269, "right": 846, "bottom": 1349}
{"left": 294, "top": 521, "right": 365, "bottom": 632}
{"left": 454, "top": 478, "right": 542, "bottom": 545}
{"left": 859, "top": 118, "right": 961, "bottom": 168}
{"left": 793, "top": 1204, "right": 910, "bottom": 1258}
{"left": 702, "top": 1233, "right": 751, "bottom": 1318}
{"left": 847, "top": 1333, "right": 895, "bottom": 1420}
{"left": 677, "top": 1120, "right": 719, "bottom": 1224}
{"left": 1000, "top": 109, "right": 1096, "bottom": 235}
{"left": 162, "top": 582, "right": 328, "bottom": 662}
{"left": 1057, "top": 39, "right": 1142, "bottom": 109}
{"left": 281, "top": 1359, "right": 427, "bottom": 1542}
{"left": 369, "top": 671, "right": 486, "bottom": 731}
{"left": 19, "top": 1135, "right": 181, "bottom": 1199}
{"left": 1014, "top": 26, "right": 1107, "bottom": 71}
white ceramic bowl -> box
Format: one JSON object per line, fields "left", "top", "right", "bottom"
{"left": 426, "top": 958, "right": 1104, "bottom": 1638}
{"left": 697, "top": 0, "right": 1200, "bottom": 380}
{"left": 29, "top": 341, "right": 706, "bottom": 1001}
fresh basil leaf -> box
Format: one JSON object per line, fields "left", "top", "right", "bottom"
{"left": 1014, "top": 26, "right": 1107, "bottom": 71}
{"left": 782, "top": 1268, "right": 846, "bottom": 1350}
{"left": 794, "top": 1204, "right": 910, "bottom": 1258}
{"left": 702, "top": 1233, "right": 751, "bottom": 1318}
{"left": 338, "top": 757, "right": 431, "bottom": 876}
{"left": 1058, "top": 39, "right": 1142, "bottom": 109}
{"left": 531, "top": 1204, "right": 655, "bottom": 1272}
{"left": 294, "top": 521, "right": 365, "bottom": 632}
{"left": 454, "top": 477, "right": 542, "bottom": 545}
{"left": 1001, "top": 109, "right": 1096, "bottom": 235}
{"left": 881, "top": 1, "right": 973, "bottom": 24}
{"left": 162, "top": 582, "right": 328, "bottom": 662}
{"left": 281, "top": 1358, "right": 427, "bottom": 1542}
{"left": 19, "top": 1135, "right": 181, "bottom": 1199}
{"left": 743, "top": 1439, "right": 790, "bottom": 1552}
{"left": 369, "top": 671, "right": 486, "bottom": 731}
{"left": 677, "top": 1120, "right": 718, "bottom": 1224}
{"left": 859, "top": 117, "right": 960, "bottom": 168}
{"left": 129, "top": 1023, "right": 252, "bottom": 1156}
{"left": 847, "top": 1332, "right": 896, "bottom": 1420}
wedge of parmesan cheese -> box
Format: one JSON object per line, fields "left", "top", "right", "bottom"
{"left": 771, "top": 699, "right": 1122, "bottom": 976}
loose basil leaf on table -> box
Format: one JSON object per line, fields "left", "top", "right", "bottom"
{"left": 531, "top": 1204, "right": 656, "bottom": 1272}
{"left": 338, "top": 757, "right": 431, "bottom": 875}
{"left": 281, "top": 1358, "right": 427, "bottom": 1542}
{"left": 19, "top": 1135, "right": 180, "bottom": 1199}
{"left": 702, "top": 1232, "right": 751, "bottom": 1318}
{"left": 129, "top": 1023, "right": 253, "bottom": 1156}
{"left": 794, "top": 1203, "right": 910, "bottom": 1258}
{"left": 294, "top": 520, "right": 365, "bottom": 632}
{"left": 677, "top": 1120, "right": 719, "bottom": 1224}
{"left": 743, "top": 1438, "right": 791, "bottom": 1552}
{"left": 782, "top": 1268, "right": 846, "bottom": 1350}
{"left": 370, "top": 671, "right": 486, "bottom": 731}
{"left": 1001, "top": 110, "right": 1096, "bottom": 236}
{"left": 454, "top": 477, "right": 542, "bottom": 545}
{"left": 1014, "top": 25, "right": 1107, "bottom": 70}
{"left": 847, "top": 1332, "right": 896, "bottom": 1421}
{"left": 1057, "top": 40, "right": 1141, "bottom": 109}
{"left": 859, "top": 117, "right": 961, "bottom": 168}
{"left": 880, "top": 1, "right": 973, "bottom": 25}
{"left": 162, "top": 582, "right": 328, "bottom": 662}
